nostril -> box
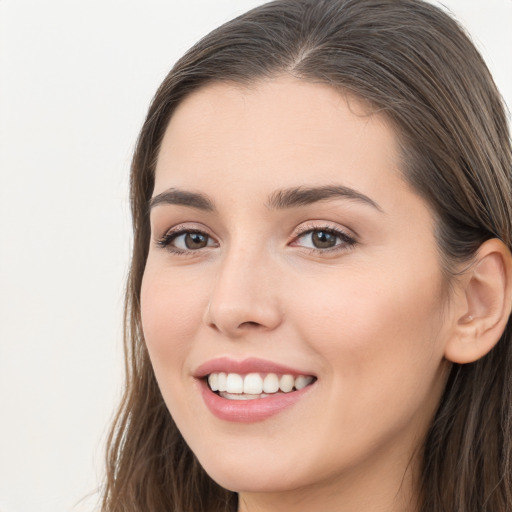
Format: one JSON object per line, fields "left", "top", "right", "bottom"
{"left": 238, "top": 321, "right": 263, "bottom": 329}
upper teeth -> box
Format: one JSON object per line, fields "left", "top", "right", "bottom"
{"left": 207, "top": 372, "right": 314, "bottom": 395}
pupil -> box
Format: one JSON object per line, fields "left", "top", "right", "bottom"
{"left": 312, "top": 231, "right": 336, "bottom": 249}
{"left": 185, "top": 232, "right": 207, "bottom": 249}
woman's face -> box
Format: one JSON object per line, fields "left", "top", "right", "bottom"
{"left": 141, "top": 77, "right": 453, "bottom": 502}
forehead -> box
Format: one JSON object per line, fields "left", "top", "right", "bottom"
{"left": 154, "top": 77, "right": 405, "bottom": 205}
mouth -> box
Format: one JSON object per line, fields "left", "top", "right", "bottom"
{"left": 195, "top": 358, "right": 317, "bottom": 422}
{"left": 207, "top": 372, "right": 316, "bottom": 400}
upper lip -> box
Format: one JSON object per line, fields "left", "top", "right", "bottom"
{"left": 194, "top": 357, "right": 315, "bottom": 379}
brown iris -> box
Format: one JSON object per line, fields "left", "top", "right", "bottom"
{"left": 184, "top": 232, "right": 209, "bottom": 249}
{"left": 311, "top": 230, "right": 338, "bottom": 249}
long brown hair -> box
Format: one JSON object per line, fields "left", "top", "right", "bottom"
{"left": 102, "top": 1, "right": 512, "bottom": 510}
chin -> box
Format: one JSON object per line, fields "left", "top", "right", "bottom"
{"left": 196, "top": 449, "right": 307, "bottom": 494}
{"left": 208, "top": 468, "right": 298, "bottom": 494}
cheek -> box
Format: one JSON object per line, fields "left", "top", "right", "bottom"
{"left": 140, "top": 262, "right": 214, "bottom": 433}
{"left": 140, "top": 263, "right": 207, "bottom": 374}
{"left": 280, "top": 260, "right": 449, "bottom": 471}
{"left": 290, "top": 258, "right": 447, "bottom": 398}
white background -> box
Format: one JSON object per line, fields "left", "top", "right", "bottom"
{"left": 0, "top": 1, "right": 510, "bottom": 511}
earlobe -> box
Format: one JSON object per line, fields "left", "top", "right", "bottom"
{"left": 444, "top": 238, "right": 512, "bottom": 364}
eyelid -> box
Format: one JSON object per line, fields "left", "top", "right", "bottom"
{"left": 155, "top": 223, "right": 219, "bottom": 254}
{"left": 292, "top": 220, "right": 356, "bottom": 239}
{"left": 290, "top": 222, "right": 357, "bottom": 253}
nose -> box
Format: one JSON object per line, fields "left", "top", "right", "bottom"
{"left": 203, "top": 245, "right": 283, "bottom": 338}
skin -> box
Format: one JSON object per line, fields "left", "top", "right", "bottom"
{"left": 140, "top": 77, "right": 456, "bottom": 512}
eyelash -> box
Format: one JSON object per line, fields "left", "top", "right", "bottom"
{"left": 291, "top": 225, "right": 357, "bottom": 254}
{"left": 156, "top": 224, "right": 357, "bottom": 256}
{"left": 156, "top": 227, "right": 217, "bottom": 255}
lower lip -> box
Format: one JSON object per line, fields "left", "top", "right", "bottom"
{"left": 198, "top": 379, "right": 314, "bottom": 423}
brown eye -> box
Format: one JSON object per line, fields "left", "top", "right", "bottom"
{"left": 311, "top": 230, "right": 338, "bottom": 249}
{"left": 293, "top": 227, "right": 356, "bottom": 253}
{"left": 184, "top": 232, "right": 209, "bottom": 249}
{"left": 158, "top": 229, "right": 217, "bottom": 252}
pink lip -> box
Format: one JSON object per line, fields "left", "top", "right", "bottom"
{"left": 198, "top": 379, "right": 315, "bottom": 423}
{"left": 194, "top": 357, "right": 316, "bottom": 423}
{"left": 194, "top": 357, "right": 314, "bottom": 378}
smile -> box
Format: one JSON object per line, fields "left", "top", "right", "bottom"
{"left": 208, "top": 372, "right": 315, "bottom": 399}
{"left": 195, "top": 357, "right": 317, "bottom": 422}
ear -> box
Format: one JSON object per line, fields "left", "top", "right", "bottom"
{"left": 444, "top": 238, "right": 512, "bottom": 364}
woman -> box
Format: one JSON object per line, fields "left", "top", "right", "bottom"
{"left": 102, "top": 0, "right": 512, "bottom": 510}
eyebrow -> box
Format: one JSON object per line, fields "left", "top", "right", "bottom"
{"left": 148, "top": 184, "right": 383, "bottom": 213}
{"left": 149, "top": 188, "right": 216, "bottom": 212}
{"left": 267, "top": 185, "right": 383, "bottom": 212}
